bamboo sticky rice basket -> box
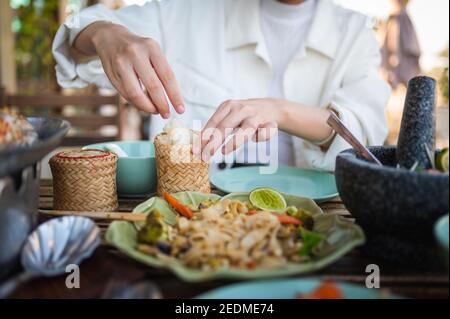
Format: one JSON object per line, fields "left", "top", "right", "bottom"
{"left": 154, "top": 133, "right": 210, "bottom": 195}
{"left": 50, "top": 149, "right": 119, "bottom": 212}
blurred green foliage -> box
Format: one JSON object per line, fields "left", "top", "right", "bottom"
{"left": 440, "top": 68, "right": 449, "bottom": 105}
{"left": 11, "top": 0, "right": 59, "bottom": 93}
{"left": 439, "top": 47, "right": 449, "bottom": 105}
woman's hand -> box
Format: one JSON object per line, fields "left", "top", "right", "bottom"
{"left": 197, "top": 98, "right": 334, "bottom": 162}
{"left": 197, "top": 99, "right": 281, "bottom": 162}
{"left": 73, "top": 22, "right": 184, "bottom": 118}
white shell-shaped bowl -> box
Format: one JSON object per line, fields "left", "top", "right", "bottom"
{"left": 21, "top": 216, "right": 101, "bottom": 276}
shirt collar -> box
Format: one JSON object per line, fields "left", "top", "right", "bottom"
{"left": 304, "top": 0, "right": 341, "bottom": 59}
{"left": 226, "top": 0, "right": 341, "bottom": 59}
{"left": 226, "top": 0, "right": 262, "bottom": 50}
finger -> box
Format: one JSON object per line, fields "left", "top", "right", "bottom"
{"left": 200, "top": 101, "right": 232, "bottom": 149}
{"left": 201, "top": 111, "right": 247, "bottom": 161}
{"left": 252, "top": 121, "right": 278, "bottom": 142}
{"left": 149, "top": 45, "right": 185, "bottom": 114}
{"left": 201, "top": 127, "right": 223, "bottom": 162}
{"left": 134, "top": 59, "right": 170, "bottom": 118}
{"left": 222, "top": 119, "right": 258, "bottom": 155}
{"left": 214, "top": 108, "right": 247, "bottom": 140}
{"left": 105, "top": 66, "right": 125, "bottom": 97}
{"left": 102, "top": 61, "right": 132, "bottom": 106}
{"left": 116, "top": 62, "right": 156, "bottom": 113}
{"left": 101, "top": 51, "right": 156, "bottom": 113}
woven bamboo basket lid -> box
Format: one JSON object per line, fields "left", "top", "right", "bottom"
{"left": 154, "top": 133, "right": 210, "bottom": 195}
{"left": 49, "top": 149, "right": 118, "bottom": 212}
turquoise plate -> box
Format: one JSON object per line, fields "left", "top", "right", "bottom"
{"left": 435, "top": 214, "right": 449, "bottom": 252}
{"left": 196, "top": 278, "right": 398, "bottom": 299}
{"left": 211, "top": 166, "right": 338, "bottom": 202}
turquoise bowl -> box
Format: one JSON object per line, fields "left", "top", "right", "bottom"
{"left": 84, "top": 141, "right": 156, "bottom": 197}
{"left": 434, "top": 214, "right": 449, "bottom": 267}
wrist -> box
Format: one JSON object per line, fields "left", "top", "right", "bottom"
{"left": 73, "top": 21, "right": 113, "bottom": 56}
{"left": 90, "top": 21, "right": 115, "bottom": 51}
{"left": 276, "top": 99, "right": 306, "bottom": 132}
{"left": 275, "top": 100, "right": 334, "bottom": 143}
{"left": 272, "top": 99, "right": 290, "bottom": 129}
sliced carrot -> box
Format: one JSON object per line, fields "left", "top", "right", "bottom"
{"left": 163, "top": 192, "right": 193, "bottom": 219}
{"left": 246, "top": 261, "right": 257, "bottom": 269}
{"left": 274, "top": 214, "right": 303, "bottom": 225}
{"left": 246, "top": 211, "right": 302, "bottom": 225}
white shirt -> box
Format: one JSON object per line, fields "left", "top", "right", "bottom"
{"left": 260, "top": 0, "right": 316, "bottom": 166}
{"left": 52, "top": 0, "right": 391, "bottom": 172}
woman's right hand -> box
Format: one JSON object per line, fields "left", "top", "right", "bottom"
{"left": 74, "top": 22, "right": 184, "bottom": 118}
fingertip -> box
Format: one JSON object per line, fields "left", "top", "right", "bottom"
{"left": 161, "top": 112, "right": 170, "bottom": 119}
{"left": 175, "top": 104, "right": 185, "bottom": 114}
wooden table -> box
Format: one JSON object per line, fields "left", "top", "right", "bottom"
{"left": 9, "top": 180, "right": 449, "bottom": 299}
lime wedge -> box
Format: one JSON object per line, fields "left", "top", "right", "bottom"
{"left": 249, "top": 188, "right": 287, "bottom": 212}
{"left": 436, "top": 148, "right": 449, "bottom": 172}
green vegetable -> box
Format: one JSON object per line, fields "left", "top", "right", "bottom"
{"left": 287, "top": 208, "right": 314, "bottom": 230}
{"left": 436, "top": 148, "right": 449, "bottom": 172}
{"left": 187, "top": 203, "right": 199, "bottom": 212}
{"left": 298, "top": 226, "right": 324, "bottom": 256}
{"left": 137, "top": 209, "right": 168, "bottom": 244}
{"left": 198, "top": 199, "right": 220, "bottom": 210}
{"left": 286, "top": 206, "right": 298, "bottom": 215}
{"left": 207, "top": 258, "right": 221, "bottom": 269}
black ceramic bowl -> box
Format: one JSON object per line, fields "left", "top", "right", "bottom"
{"left": 0, "top": 117, "right": 70, "bottom": 177}
{"left": 335, "top": 146, "right": 449, "bottom": 241}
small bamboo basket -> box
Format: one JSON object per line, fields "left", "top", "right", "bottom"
{"left": 154, "top": 133, "right": 210, "bottom": 195}
{"left": 49, "top": 149, "right": 119, "bottom": 211}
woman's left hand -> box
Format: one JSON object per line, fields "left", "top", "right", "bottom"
{"left": 196, "top": 99, "right": 281, "bottom": 162}
{"left": 196, "top": 98, "right": 335, "bottom": 162}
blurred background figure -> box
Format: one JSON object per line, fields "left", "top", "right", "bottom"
{"left": 381, "top": 0, "right": 421, "bottom": 89}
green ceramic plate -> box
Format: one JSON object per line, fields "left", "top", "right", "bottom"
{"left": 210, "top": 166, "right": 338, "bottom": 202}
{"left": 197, "top": 278, "right": 399, "bottom": 299}
{"left": 105, "top": 192, "right": 365, "bottom": 282}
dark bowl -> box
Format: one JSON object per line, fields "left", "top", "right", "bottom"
{"left": 335, "top": 146, "right": 449, "bottom": 241}
{"left": 360, "top": 231, "right": 442, "bottom": 269}
{"left": 0, "top": 117, "right": 70, "bottom": 178}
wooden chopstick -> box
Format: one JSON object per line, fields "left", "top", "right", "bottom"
{"left": 39, "top": 209, "right": 147, "bottom": 222}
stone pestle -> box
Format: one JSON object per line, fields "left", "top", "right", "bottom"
{"left": 397, "top": 76, "right": 436, "bottom": 169}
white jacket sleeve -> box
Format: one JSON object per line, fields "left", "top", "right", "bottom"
{"left": 302, "top": 24, "right": 391, "bottom": 171}
{"left": 52, "top": 2, "right": 164, "bottom": 89}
